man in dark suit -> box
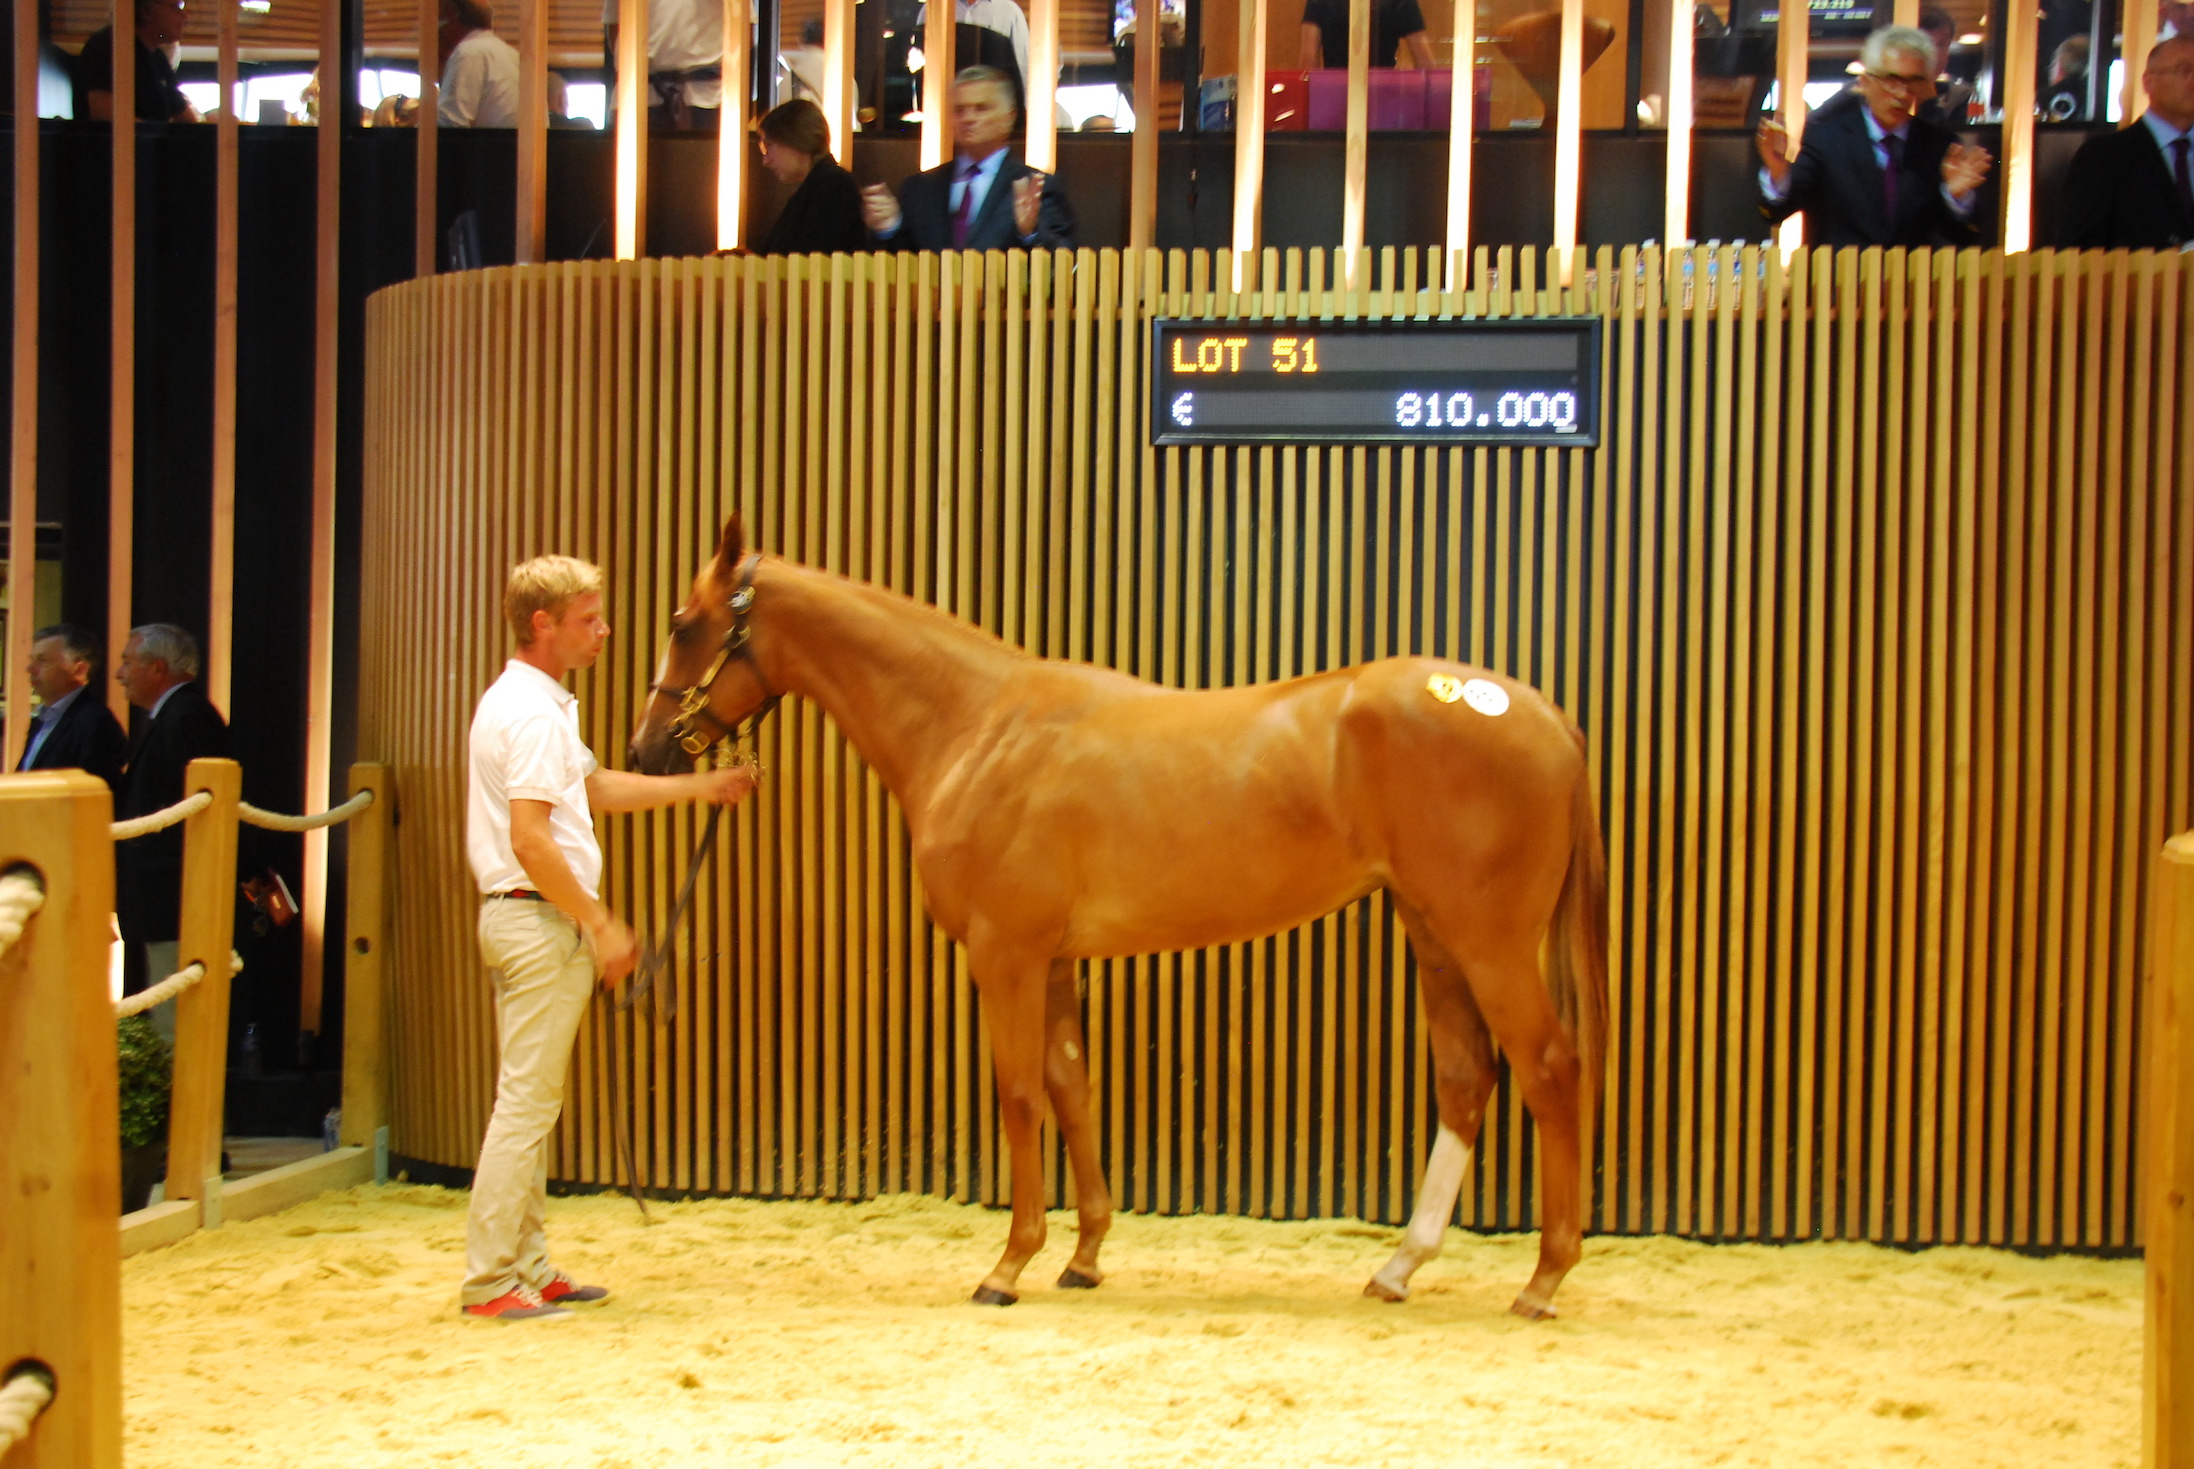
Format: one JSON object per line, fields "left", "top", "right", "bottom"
{"left": 17, "top": 623, "right": 127, "bottom": 789}
{"left": 1756, "top": 25, "right": 1993, "bottom": 247}
{"left": 114, "top": 622, "right": 231, "bottom": 1035}
{"left": 859, "top": 66, "right": 1077, "bottom": 251}
{"left": 2053, "top": 36, "right": 2194, "bottom": 248}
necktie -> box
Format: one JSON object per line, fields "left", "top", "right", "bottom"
{"left": 1880, "top": 132, "right": 1902, "bottom": 230}
{"left": 951, "top": 160, "right": 980, "bottom": 248}
{"left": 17, "top": 709, "right": 44, "bottom": 769}
{"left": 2175, "top": 137, "right": 2193, "bottom": 229}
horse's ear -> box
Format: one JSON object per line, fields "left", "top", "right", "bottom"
{"left": 716, "top": 515, "right": 746, "bottom": 570}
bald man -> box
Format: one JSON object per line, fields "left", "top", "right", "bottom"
{"left": 2053, "top": 36, "right": 2194, "bottom": 248}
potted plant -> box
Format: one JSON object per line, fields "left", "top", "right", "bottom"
{"left": 118, "top": 1014, "right": 173, "bottom": 1213}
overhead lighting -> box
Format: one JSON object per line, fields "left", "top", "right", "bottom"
{"left": 240, "top": 1, "right": 270, "bottom": 13}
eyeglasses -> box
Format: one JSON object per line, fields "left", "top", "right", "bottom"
{"left": 1865, "top": 70, "right": 1938, "bottom": 94}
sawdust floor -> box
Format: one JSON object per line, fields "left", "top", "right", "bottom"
{"left": 120, "top": 1185, "right": 2138, "bottom": 1468}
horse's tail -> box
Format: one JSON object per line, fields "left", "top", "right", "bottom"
{"left": 1546, "top": 720, "right": 1609, "bottom": 1195}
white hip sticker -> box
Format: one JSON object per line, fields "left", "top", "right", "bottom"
{"left": 1461, "top": 679, "right": 1510, "bottom": 717}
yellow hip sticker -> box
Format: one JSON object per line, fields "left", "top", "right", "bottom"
{"left": 1426, "top": 674, "right": 1464, "bottom": 703}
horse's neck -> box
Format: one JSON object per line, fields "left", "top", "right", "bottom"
{"left": 764, "top": 566, "right": 1016, "bottom": 812}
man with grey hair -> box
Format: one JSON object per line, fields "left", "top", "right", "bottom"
{"left": 115, "top": 622, "right": 231, "bottom": 1035}
{"left": 860, "top": 66, "right": 1078, "bottom": 250}
{"left": 1756, "top": 24, "right": 1993, "bottom": 246}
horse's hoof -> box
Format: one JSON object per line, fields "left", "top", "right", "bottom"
{"left": 1362, "top": 1277, "right": 1409, "bottom": 1304}
{"left": 1508, "top": 1294, "right": 1558, "bottom": 1321}
{"left": 970, "top": 1285, "right": 1019, "bottom": 1307}
{"left": 1057, "top": 1267, "right": 1102, "bottom": 1290}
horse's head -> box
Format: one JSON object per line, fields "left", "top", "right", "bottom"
{"left": 629, "top": 515, "right": 776, "bottom": 774}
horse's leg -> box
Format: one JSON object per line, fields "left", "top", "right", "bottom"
{"left": 1452, "top": 937, "right": 1585, "bottom": 1319}
{"left": 1364, "top": 904, "right": 1499, "bottom": 1303}
{"left": 1042, "top": 958, "right": 1112, "bottom": 1289}
{"left": 969, "top": 942, "right": 1052, "bottom": 1306}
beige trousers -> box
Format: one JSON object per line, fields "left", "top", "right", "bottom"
{"left": 460, "top": 899, "right": 596, "bottom": 1305}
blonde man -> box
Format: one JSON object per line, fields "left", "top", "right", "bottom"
{"left": 462, "top": 554, "right": 752, "bottom": 1320}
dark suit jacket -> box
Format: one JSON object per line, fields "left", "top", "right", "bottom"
{"left": 758, "top": 156, "right": 871, "bottom": 256}
{"left": 2053, "top": 120, "right": 2194, "bottom": 249}
{"left": 1760, "top": 103, "right": 1980, "bottom": 248}
{"left": 17, "top": 687, "right": 128, "bottom": 790}
{"left": 874, "top": 153, "right": 1078, "bottom": 252}
{"left": 116, "top": 681, "right": 231, "bottom": 943}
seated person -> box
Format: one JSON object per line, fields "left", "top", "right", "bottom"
{"left": 860, "top": 66, "right": 1076, "bottom": 250}
{"left": 755, "top": 99, "right": 869, "bottom": 255}
{"left": 1299, "top": 0, "right": 1432, "bottom": 69}
{"left": 74, "top": 0, "right": 199, "bottom": 122}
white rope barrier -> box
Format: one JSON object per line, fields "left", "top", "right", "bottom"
{"left": 113, "top": 950, "right": 245, "bottom": 1020}
{"left": 238, "top": 788, "right": 374, "bottom": 832}
{"left": 0, "top": 867, "right": 45, "bottom": 961}
{"left": 110, "top": 789, "right": 214, "bottom": 842}
{"left": 0, "top": 1368, "right": 55, "bottom": 1456}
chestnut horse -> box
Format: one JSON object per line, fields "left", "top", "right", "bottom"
{"left": 631, "top": 518, "right": 1608, "bottom": 1319}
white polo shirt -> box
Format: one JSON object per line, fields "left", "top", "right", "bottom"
{"left": 467, "top": 658, "right": 602, "bottom": 899}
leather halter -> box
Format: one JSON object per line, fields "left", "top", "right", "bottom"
{"left": 662, "top": 553, "right": 782, "bottom": 757}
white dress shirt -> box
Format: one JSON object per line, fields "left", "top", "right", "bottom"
{"left": 467, "top": 658, "right": 602, "bottom": 899}
{"left": 915, "top": 0, "right": 1032, "bottom": 96}
{"left": 602, "top": 0, "right": 725, "bottom": 110}
{"left": 439, "top": 27, "right": 521, "bottom": 127}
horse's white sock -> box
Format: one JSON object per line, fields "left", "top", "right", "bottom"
{"left": 1371, "top": 1126, "right": 1474, "bottom": 1298}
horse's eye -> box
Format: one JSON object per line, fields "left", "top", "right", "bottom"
{"left": 669, "top": 622, "right": 692, "bottom": 644}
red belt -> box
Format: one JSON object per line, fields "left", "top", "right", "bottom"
{"left": 486, "top": 888, "right": 547, "bottom": 901}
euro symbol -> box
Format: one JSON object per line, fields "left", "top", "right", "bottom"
{"left": 1171, "top": 392, "right": 1195, "bottom": 427}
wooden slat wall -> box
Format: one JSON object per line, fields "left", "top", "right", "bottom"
{"left": 360, "top": 245, "right": 2194, "bottom": 1246}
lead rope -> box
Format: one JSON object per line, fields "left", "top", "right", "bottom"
{"left": 606, "top": 732, "right": 767, "bottom": 1222}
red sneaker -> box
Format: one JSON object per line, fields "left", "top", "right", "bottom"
{"left": 539, "top": 1274, "right": 609, "bottom": 1305}
{"left": 462, "top": 1284, "right": 571, "bottom": 1321}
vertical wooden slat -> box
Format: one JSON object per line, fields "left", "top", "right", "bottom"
{"left": 1231, "top": 0, "right": 1266, "bottom": 260}
{"left": 111, "top": 0, "right": 137, "bottom": 709}
{"left": 615, "top": 0, "right": 648, "bottom": 258}
{"left": 717, "top": 0, "right": 750, "bottom": 249}
{"left": 822, "top": 0, "right": 855, "bottom": 168}
{"left": 417, "top": 0, "right": 439, "bottom": 275}
{"left": 516, "top": 0, "right": 548, "bottom": 263}
{"left": 1340, "top": 0, "right": 1368, "bottom": 262}
{"left": 1130, "top": 0, "right": 1160, "bottom": 249}
{"left": 1550, "top": 0, "right": 1583, "bottom": 278}
{"left": 208, "top": 0, "right": 240, "bottom": 708}
{"left": 298, "top": 0, "right": 343, "bottom": 1036}
{"left": 1026, "top": 0, "right": 1059, "bottom": 173}
{"left": 922, "top": 0, "right": 953, "bottom": 170}
{"left": 1662, "top": 0, "right": 1692, "bottom": 248}
{"left": 1998, "top": 0, "right": 2037, "bottom": 250}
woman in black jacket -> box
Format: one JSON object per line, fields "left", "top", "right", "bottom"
{"left": 756, "top": 100, "right": 869, "bottom": 255}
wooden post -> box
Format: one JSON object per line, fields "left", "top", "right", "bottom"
{"left": 339, "top": 764, "right": 391, "bottom": 1154}
{"left": 1550, "top": 0, "right": 1583, "bottom": 283}
{"left": 162, "top": 759, "right": 242, "bottom": 1213}
{"left": 922, "top": 0, "right": 951, "bottom": 169}
{"left": 7, "top": 0, "right": 40, "bottom": 767}
{"left": 824, "top": 0, "right": 856, "bottom": 172}
{"left": 109, "top": 0, "right": 137, "bottom": 727}
{"left": 1997, "top": 0, "right": 2037, "bottom": 250}
{"left": 615, "top": 0, "right": 649, "bottom": 258}
{"left": 1026, "top": 0, "right": 1060, "bottom": 172}
{"left": 2146, "top": 832, "right": 2194, "bottom": 1469}
{"left": 1231, "top": 0, "right": 1267, "bottom": 260}
{"left": 717, "top": 0, "right": 751, "bottom": 249}
{"left": 209, "top": 0, "right": 240, "bottom": 709}
{"left": 303, "top": 0, "right": 342, "bottom": 1036}
{"left": 1340, "top": 0, "right": 1366, "bottom": 260}
{"left": 417, "top": 0, "right": 440, "bottom": 276}
{"left": 1772, "top": 0, "right": 1806, "bottom": 254}
{"left": 1661, "top": 0, "right": 1693, "bottom": 247}
{"left": 0, "top": 771, "right": 124, "bottom": 1469}
{"left": 517, "top": 0, "right": 549, "bottom": 263}
{"left": 1131, "top": 0, "right": 1160, "bottom": 248}
{"left": 1441, "top": 1, "right": 1469, "bottom": 269}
